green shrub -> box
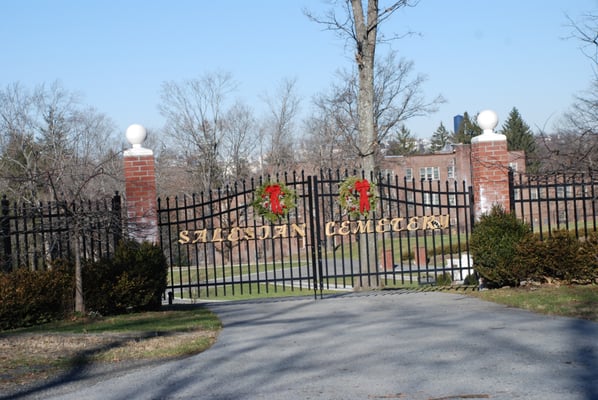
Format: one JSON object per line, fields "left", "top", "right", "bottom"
{"left": 538, "top": 230, "right": 584, "bottom": 282}
{"left": 470, "top": 205, "right": 532, "bottom": 288}
{"left": 112, "top": 240, "right": 167, "bottom": 311}
{"left": 463, "top": 273, "right": 478, "bottom": 286}
{"left": 0, "top": 260, "right": 74, "bottom": 330}
{"left": 579, "top": 231, "right": 598, "bottom": 283}
{"left": 1, "top": 240, "right": 168, "bottom": 329}
{"left": 514, "top": 230, "right": 598, "bottom": 284}
{"left": 83, "top": 240, "right": 167, "bottom": 315}
{"left": 82, "top": 257, "right": 119, "bottom": 315}
{"left": 435, "top": 272, "right": 453, "bottom": 286}
{"left": 512, "top": 233, "right": 545, "bottom": 282}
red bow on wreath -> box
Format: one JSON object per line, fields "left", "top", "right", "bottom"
{"left": 354, "top": 179, "right": 371, "bottom": 213}
{"left": 264, "top": 184, "right": 283, "bottom": 214}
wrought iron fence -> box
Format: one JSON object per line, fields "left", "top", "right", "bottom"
{"left": 509, "top": 170, "right": 598, "bottom": 239}
{"left": 7, "top": 168, "right": 597, "bottom": 295}
{"left": 0, "top": 193, "right": 123, "bottom": 272}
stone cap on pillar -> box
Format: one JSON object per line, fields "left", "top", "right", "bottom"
{"left": 124, "top": 124, "right": 153, "bottom": 156}
{"left": 472, "top": 109, "right": 506, "bottom": 143}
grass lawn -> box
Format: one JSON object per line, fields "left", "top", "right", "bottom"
{"left": 468, "top": 284, "right": 598, "bottom": 322}
{"left": 0, "top": 306, "right": 221, "bottom": 391}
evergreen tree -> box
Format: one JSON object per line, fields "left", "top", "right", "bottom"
{"left": 430, "top": 122, "right": 451, "bottom": 152}
{"left": 452, "top": 112, "right": 482, "bottom": 144}
{"left": 500, "top": 107, "right": 538, "bottom": 172}
{"left": 386, "top": 124, "right": 417, "bottom": 156}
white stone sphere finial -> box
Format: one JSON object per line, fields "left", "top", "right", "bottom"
{"left": 477, "top": 110, "right": 499, "bottom": 135}
{"left": 472, "top": 109, "right": 505, "bottom": 143}
{"left": 126, "top": 124, "right": 147, "bottom": 148}
{"left": 124, "top": 124, "right": 153, "bottom": 156}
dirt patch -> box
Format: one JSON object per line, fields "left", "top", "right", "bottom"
{"left": 0, "top": 330, "right": 217, "bottom": 393}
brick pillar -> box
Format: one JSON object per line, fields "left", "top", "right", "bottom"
{"left": 123, "top": 124, "right": 158, "bottom": 243}
{"left": 471, "top": 110, "right": 510, "bottom": 217}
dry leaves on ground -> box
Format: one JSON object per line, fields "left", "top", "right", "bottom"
{"left": 0, "top": 330, "right": 217, "bottom": 392}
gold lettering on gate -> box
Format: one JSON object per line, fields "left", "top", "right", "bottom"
{"left": 256, "top": 225, "right": 271, "bottom": 240}
{"left": 272, "top": 225, "right": 288, "bottom": 239}
{"left": 337, "top": 221, "right": 351, "bottom": 236}
{"left": 352, "top": 220, "right": 374, "bottom": 234}
{"left": 178, "top": 230, "right": 190, "bottom": 244}
{"left": 244, "top": 227, "right": 255, "bottom": 240}
{"left": 193, "top": 229, "right": 208, "bottom": 243}
{"left": 407, "top": 216, "right": 420, "bottom": 231}
{"left": 437, "top": 214, "right": 449, "bottom": 228}
{"left": 290, "top": 223, "right": 306, "bottom": 237}
{"left": 325, "top": 221, "right": 337, "bottom": 236}
{"left": 178, "top": 216, "right": 449, "bottom": 243}
{"left": 227, "top": 227, "right": 243, "bottom": 241}
{"left": 376, "top": 218, "right": 390, "bottom": 233}
{"left": 390, "top": 217, "right": 405, "bottom": 232}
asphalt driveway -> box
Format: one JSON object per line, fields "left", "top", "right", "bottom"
{"left": 3, "top": 290, "right": 598, "bottom": 400}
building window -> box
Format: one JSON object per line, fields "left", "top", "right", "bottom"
{"left": 448, "top": 194, "right": 457, "bottom": 206}
{"left": 556, "top": 185, "right": 572, "bottom": 198}
{"left": 447, "top": 165, "right": 455, "bottom": 179}
{"left": 382, "top": 169, "right": 394, "bottom": 178}
{"left": 405, "top": 168, "right": 413, "bottom": 181}
{"left": 424, "top": 193, "right": 440, "bottom": 205}
{"left": 419, "top": 166, "right": 439, "bottom": 180}
{"left": 423, "top": 192, "right": 430, "bottom": 204}
{"left": 406, "top": 192, "right": 415, "bottom": 213}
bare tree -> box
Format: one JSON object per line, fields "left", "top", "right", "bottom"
{"left": 536, "top": 12, "right": 598, "bottom": 174}
{"left": 151, "top": 126, "right": 199, "bottom": 198}
{"left": 306, "top": 1, "right": 418, "bottom": 174}
{"left": 535, "top": 88, "right": 598, "bottom": 174}
{"left": 302, "top": 77, "right": 358, "bottom": 172}
{"left": 308, "top": 50, "right": 443, "bottom": 167}
{"left": 260, "top": 78, "right": 301, "bottom": 175}
{"left": 159, "top": 71, "right": 237, "bottom": 194}
{"left": 0, "top": 82, "right": 119, "bottom": 202}
{"left": 222, "top": 101, "right": 258, "bottom": 184}
{"left": 0, "top": 81, "right": 121, "bottom": 312}
{"left": 374, "top": 51, "right": 444, "bottom": 144}
{"left": 301, "top": 92, "right": 358, "bottom": 173}
{"left": 566, "top": 11, "right": 598, "bottom": 70}
{"left": 0, "top": 82, "right": 44, "bottom": 201}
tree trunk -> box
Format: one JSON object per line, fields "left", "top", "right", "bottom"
{"left": 352, "top": 0, "right": 380, "bottom": 289}
{"left": 74, "top": 236, "right": 85, "bottom": 313}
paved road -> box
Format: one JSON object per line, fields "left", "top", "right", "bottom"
{"left": 3, "top": 290, "right": 597, "bottom": 400}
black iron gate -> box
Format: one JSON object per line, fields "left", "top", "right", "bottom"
{"left": 157, "top": 170, "right": 474, "bottom": 299}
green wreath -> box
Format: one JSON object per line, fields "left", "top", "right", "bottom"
{"left": 252, "top": 181, "right": 296, "bottom": 223}
{"left": 338, "top": 176, "right": 377, "bottom": 218}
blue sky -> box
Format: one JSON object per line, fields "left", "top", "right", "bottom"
{"left": 1, "top": 0, "right": 597, "bottom": 141}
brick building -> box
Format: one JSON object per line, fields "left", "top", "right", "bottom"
{"left": 381, "top": 144, "right": 526, "bottom": 186}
